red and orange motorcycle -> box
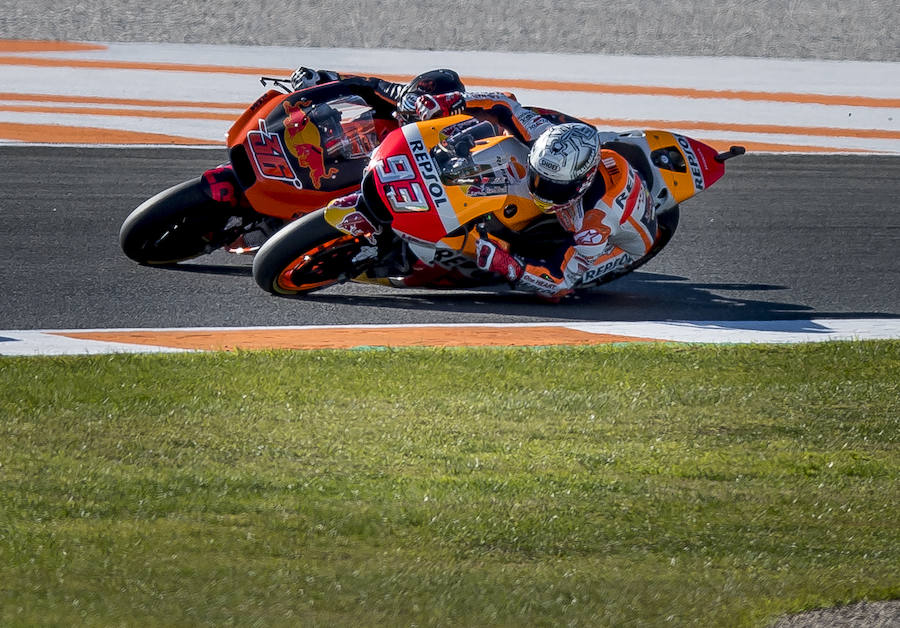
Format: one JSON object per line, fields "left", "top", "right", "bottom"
{"left": 119, "top": 77, "right": 399, "bottom": 264}
{"left": 251, "top": 114, "right": 745, "bottom": 297}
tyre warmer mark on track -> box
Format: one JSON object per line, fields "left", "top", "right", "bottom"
{"left": 1, "top": 319, "right": 898, "bottom": 356}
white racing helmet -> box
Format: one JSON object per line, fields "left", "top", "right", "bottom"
{"left": 527, "top": 123, "right": 601, "bottom": 211}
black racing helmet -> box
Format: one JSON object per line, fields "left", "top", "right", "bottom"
{"left": 396, "top": 68, "right": 465, "bottom": 123}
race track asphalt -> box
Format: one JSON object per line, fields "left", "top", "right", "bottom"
{"left": 1, "top": 146, "right": 898, "bottom": 331}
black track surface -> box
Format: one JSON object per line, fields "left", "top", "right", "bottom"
{"left": 1, "top": 146, "right": 897, "bottom": 330}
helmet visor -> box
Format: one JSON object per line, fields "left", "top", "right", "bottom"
{"left": 528, "top": 171, "right": 587, "bottom": 207}
{"left": 396, "top": 92, "right": 420, "bottom": 122}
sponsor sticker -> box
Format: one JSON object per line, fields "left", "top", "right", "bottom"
{"left": 614, "top": 170, "right": 636, "bottom": 212}
{"left": 519, "top": 108, "right": 553, "bottom": 137}
{"left": 247, "top": 119, "right": 303, "bottom": 189}
{"left": 408, "top": 138, "right": 451, "bottom": 212}
{"left": 519, "top": 273, "right": 561, "bottom": 294}
{"left": 580, "top": 253, "right": 633, "bottom": 284}
{"left": 540, "top": 158, "right": 561, "bottom": 172}
{"left": 281, "top": 101, "right": 339, "bottom": 189}
{"left": 675, "top": 134, "right": 705, "bottom": 190}
{"left": 574, "top": 226, "right": 611, "bottom": 247}
{"left": 335, "top": 211, "right": 379, "bottom": 242}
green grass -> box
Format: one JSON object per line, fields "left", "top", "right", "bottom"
{"left": 1, "top": 341, "right": 898, "bottom": 627}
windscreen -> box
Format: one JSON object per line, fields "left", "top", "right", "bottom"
{"left": 320, "top": 95, "right": 380, "bottom": 161}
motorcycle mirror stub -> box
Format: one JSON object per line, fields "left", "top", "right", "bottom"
{"left": 715, "top": 146, "right": 747, "bottom": 162}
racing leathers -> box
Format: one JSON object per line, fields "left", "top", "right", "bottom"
{"left": 416, "top": 90, "right": 564, "bottom": 145}
{"left": 295, "top": 69, "right": 658, "bottom": 299}
{"left": 289, "top": 66, "right": 409, "bottom": 119}
{"left": 423, "top": 91, "right": 659, "bottom": 300}
{"left": 290, "top": 66, "right": 467, "bottom": 123}
{"left": 497, "top": 151, "right": 657, "bottom": 299}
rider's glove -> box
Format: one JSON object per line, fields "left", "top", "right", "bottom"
{"left": 290, "top": 67, "right": 319, "bottom": 90}
{"left": 475, "top": 238, "right": 524, "bottom": 282}
{"left": 290, "top": 67, "right": 340, "bottom": 90}
{"left": 414, "top": 91, "right": 465, "bottom": 120}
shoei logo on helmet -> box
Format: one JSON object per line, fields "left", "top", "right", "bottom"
{"left": 539, "top": 158, "right": 561, "bottom": 173}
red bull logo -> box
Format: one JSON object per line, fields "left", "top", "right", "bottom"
{"left": 335, "top": 211, "right": 380, "bottom": 242}
{"left": 282, "top": 101, "right": 339, "bottom": 190}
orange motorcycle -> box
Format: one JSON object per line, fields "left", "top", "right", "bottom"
{"left": 252, "top": 114, "right": 745, "bottom": 297}
{"left": 119, "top": 77, "right": 399, "bottom": 264}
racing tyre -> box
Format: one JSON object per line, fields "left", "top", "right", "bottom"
{"left": 119, "top": 179, "right": 232, "bottom": 264}
{"left": 252, "top": 208, "right": 369, "bottom": 296}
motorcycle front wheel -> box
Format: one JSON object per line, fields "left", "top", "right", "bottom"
{"left": 119, "top": 179, "right": 232, "bottom": 264}
{"left": 252, "top": 209, "right": 369, "bottom": 296}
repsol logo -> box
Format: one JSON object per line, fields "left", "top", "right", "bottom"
{"left": 676, "top": 134, "right": 705, "bottom": 190}
{"left": 435, "top": 249, "right": 473, "bottom": 267}
{"left": 408, "top": 139, "right": 450, "bottom": 210}
{"left": 581, "top": 254, "right": 631, "bottom": 284}
{"left": 614, "top": 170, "right": 635, "bottom": 211}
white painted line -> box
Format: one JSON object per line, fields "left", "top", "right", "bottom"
{"left": 567, "top": 319, "right": 900, "bottom": 344}
{"left": 2, "top": 41, "right": 897, "bottom": 153}
{"left": 0, "top": 331, "right": 190, "bottom": 356}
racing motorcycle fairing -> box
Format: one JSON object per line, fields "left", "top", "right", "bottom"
{"left": 357, "top": 115, "right": 543, "bottom": 263}
{"left": 122, "top": 76, "right": 407, "bottom": 266}
{"left": 278, "top": 116, "right": 745, "bottom": 296}
{"left": 605, "top": 130, "right": 729, "bottom": 208}
{"left": 199, "top": 164, "right": 245, "bottom": 208}
{"left": 225, "top": 83, "right": 398, "bottom": 220}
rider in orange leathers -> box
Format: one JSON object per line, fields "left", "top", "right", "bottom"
{"left": 415, "top": 90, "right": 658, "bottom": 301}
{"left": 293, "top": 67, "right": 657, "bottom": 301}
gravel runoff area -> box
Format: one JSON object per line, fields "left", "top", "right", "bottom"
{"left": 1, "top": 0, "right": 897, "bottom": 625}
{"left": 0, "top": 0, "right": 898, "bottom": 62}
{"left": 770, "top": 600, "right": 899, "bottom": 628}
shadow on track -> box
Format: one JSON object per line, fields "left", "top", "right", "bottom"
{"left": 130, "top": 260, "right": 898, "bottom": 327}
{"left": 160, "top": 263, "right": 253, "bottom": 277}
{"left": 280, "top": 271, "right": 897, "bottom": 324}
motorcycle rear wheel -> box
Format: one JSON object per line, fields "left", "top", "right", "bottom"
{"left": 119, "top": 179, "right": 231, "bottom": 264}
{"left": 252, "top": 209, "right": 368, "bottom": 296}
